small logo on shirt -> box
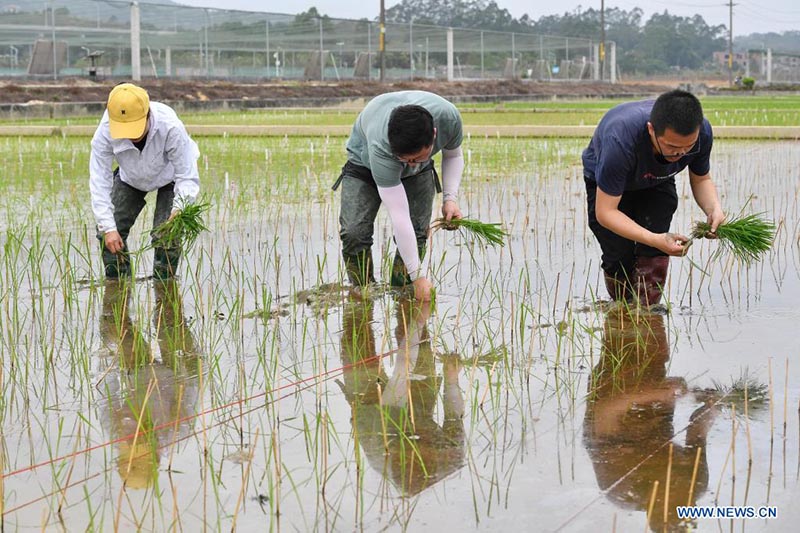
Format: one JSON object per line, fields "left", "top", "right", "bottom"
{"left": 642, "top": 171, "right": 678, "bottom": 181}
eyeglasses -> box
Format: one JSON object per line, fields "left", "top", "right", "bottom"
{"left": 397, "top": 144, "right": 434, "bottom": 165}
{"left": 654, "top": 135, "right": 701, "bottom": 159}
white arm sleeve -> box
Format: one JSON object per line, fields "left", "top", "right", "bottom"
{"left": 165, "top": 125, "right": 201, "bottom": 210}
{"left": 377, "top": 184, "right": 422, "bottom": 281}
{"left": 89, "top": 131, "right": 117, "bottom": 233}
{"left": 441, "top": 146, "right": 464, "bottom": 203}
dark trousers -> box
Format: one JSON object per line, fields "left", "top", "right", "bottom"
{"left": 97, "top": 170, "right": 180, "bottom": 278}
{"left": 585, "top": 177, "right": 678, "bottom": 278}
{"left": 337, "top": 161, "right": 437, "bottom": 284}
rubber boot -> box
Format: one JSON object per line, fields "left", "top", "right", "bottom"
{"left": 344, "top": 250, "right": 375, "bottom": 286}
{"left": 603, "top": 272, "right": 634, "bottom": 302}
{"left": 390, "top": 245, "right": 426, "bottom": 288}
{"left": 101, "top": 242, "right": 132, "bottom": 279}
{"left": 634, "top": 256, "right": 670, "bottom": 306}
{"left": 153, "top": 246, "right": 181, "bottom": 280}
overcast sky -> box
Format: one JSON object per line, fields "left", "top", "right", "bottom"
{"left": 175, "top": 0, "right": 800, "bottom": 36}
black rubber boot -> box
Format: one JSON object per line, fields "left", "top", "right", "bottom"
{"left": 153, "top": 246, "right": 181, "bottom": 280}
{"left": 104, "top": 255, "right": 132, "bottom": 279}
{"left": 344, "top": 250, "right": 375, "bottom": 286}
{"left": 389, "top": 245, "right": 426, "bottom": 288}
{"left": 634, "top": 256, "right": 670, "bottom": 306}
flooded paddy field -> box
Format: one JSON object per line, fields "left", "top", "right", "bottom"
{"left": 0, "top": 133, "right": 798, "bottom": 532}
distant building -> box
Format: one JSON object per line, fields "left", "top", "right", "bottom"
{"left": 713, "top": 51, "right": 747, "bottom": 69}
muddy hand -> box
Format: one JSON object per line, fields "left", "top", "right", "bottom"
{"left": 104, "top": 230, "right": 124, "bottom": 255}
{"left": 659, "top": 232, "right": 691, "bottom": 257}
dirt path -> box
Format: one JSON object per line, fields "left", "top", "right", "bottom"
{"left": 0, "top": 79, "right": 672, "bottom": 105}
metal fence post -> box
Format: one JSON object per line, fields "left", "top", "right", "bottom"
{"left": 609, "top": 41, "right": 616, "bottom": 83}
{"left": 50, "top": 5, "right": 57, "bottom": 80}
{"left": 745, "top": 49, "right": 750, "bottom": 78}
{"left": 767, "top": 48, "right": 772, "bottom": 84}
{"left": 266, "top": 20, "right": 270, "bottom": 78}
{"left": 480, "top": 31, "right": 484, "bottom": 79}
{"left": 425, "top": 36, "right": 429, "bottom": 78}
{"left": 447, "top": 27, "right": 454, "bottom": 81}
{"left": 367, "top": 23, "right": 372, "bottom": 81}
{"left": 409, "top": 19, "right": 414, "bottom": 79}
{"left": 319, "top": 17, "right": 324, "bottom": 81}
{"left": 131, "top": 1, "right": 141, "bottom": 81}
{"left": 539, "top": 34, "right": 543, "bottom": 62}
{"left": 208, "top": 9, "right": 211, "bottom": 78}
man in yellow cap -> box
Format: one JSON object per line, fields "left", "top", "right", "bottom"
{"left": 89, "top": 83, "right": 200, "bottom": 279}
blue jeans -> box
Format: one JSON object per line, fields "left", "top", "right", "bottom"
{"left": 337, "top": 161, "right": 437, "bottom": 285}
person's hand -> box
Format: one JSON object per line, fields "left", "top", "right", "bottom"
{"left": 704, "top": 207, "right": 726, "bottom": 238}
{"left": 409, "top": 298, "right": 432, "bottom": 323}
{"left": 655, "top": 232, "right": 691, "bottom": 256}
{"left": 412, "top": 276, "right": 433, "bottom": 302}
{"left": 104, "top": 230, "right": 124, "bottom": 254}
{"left": 168, "top": 209, "right": 180, "bottom": 222}
{"left": 441, "top": 200, "right": 462, "bottom": 224}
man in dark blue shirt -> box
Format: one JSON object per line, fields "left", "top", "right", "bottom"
{"left": 583, "top": 89, "right": 725, "bottom": 305}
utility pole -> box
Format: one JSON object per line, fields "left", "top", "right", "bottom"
{"left": 599, "top": 0, "right": 605, "bottom": 81}
{"left": 379, "top": 0, "right": 386, "bottom": 82}
{"left": 728, "top": 0, "right": 735, "bottom": 86}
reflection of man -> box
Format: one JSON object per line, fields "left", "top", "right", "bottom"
{"left": 97, "top": 280, "right": 201, "bottom": 489}
{"left": 583, "top": 308, "right": 716, "bottom": 531}
{"left": 338, "top": 297, "right": 464, "bottom": 495}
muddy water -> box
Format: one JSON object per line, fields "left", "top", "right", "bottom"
{"left": 0, "top": 137, "right": 798, "bottom": 531}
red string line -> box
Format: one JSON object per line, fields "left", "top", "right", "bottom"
{"left": 2, "top": 359, "right": 352, "bottom": 517}
{"left": 2, "top": 340, "right": 412, "bottom": 481}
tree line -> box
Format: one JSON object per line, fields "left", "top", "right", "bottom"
{"left": 382, "top": 0, "right": 798, "bottom": 74}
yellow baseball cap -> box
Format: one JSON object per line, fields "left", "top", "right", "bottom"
{"left": 117, "top": 439, "right": 157, "bottom": 489}
{"left": 107, "top": 83, "right": 150, "bottom": 139}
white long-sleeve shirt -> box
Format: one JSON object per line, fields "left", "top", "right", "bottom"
{"left": 89, "top": 101, "right": 201, "bottom": 233}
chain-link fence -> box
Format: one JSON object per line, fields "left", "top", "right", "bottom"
{"left": 744, "top": 50, "right": 800, "bottom": 83}
{"left": 0, "top": 0, "right": 618, "bottom": 82}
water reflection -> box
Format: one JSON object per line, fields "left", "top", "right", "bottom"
{"left": 338, "top": 296, "right": 465, "bottom": 496}
{"left": 97, "top": 280, "right": 201, "bottom": 490}
{"left": 583, "top": 307, "right": 717, "bottom": 532}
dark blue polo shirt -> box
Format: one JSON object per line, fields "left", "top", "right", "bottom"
{"left": 582, "top": 100, "right": 713, "bottom": 196}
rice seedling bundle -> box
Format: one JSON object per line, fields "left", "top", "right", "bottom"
{"left": 149, "top": 201, "right": 211, "bottom": 252}
{"left": 431, "top": 217, "right": 508, "bottom": 247}
{"left": 689, "top": 213, "right": 775, "bottom": 264}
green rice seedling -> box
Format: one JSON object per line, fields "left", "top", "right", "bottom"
{"left": 147, "top": 201, "right": 211, "bottom": 253}
{"left": 705, "top": 372, "right": 770, "bottom": 415}
{"left": 431, "top": 217, "right": 508, "bottom": 247}
{"left": 689, "top": 213, "right": 775, "bottom": 264}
